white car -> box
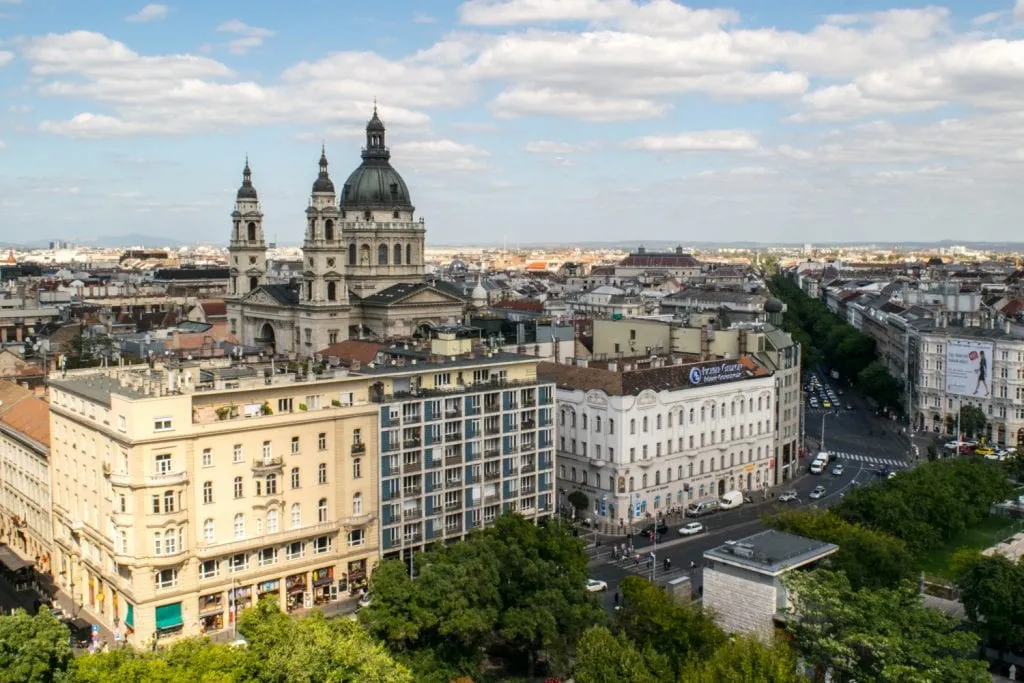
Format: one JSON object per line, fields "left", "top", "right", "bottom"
{"left": 678, "top": 522, "right": 704, "bottom": 536}
{"left": 779, "top": 491, "right": 799, "bottom": 502}
{"left": 809, "top": 486, "right": 826, "bottom": 500}
{"left": 586, "top": 578, "right": 608, "bottom": 593}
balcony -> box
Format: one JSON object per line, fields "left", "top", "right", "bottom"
{"left": 445, "top": 454, "right": 463, "bottom": 467}
{"left": 637, "top": 458, "right": 655, "bottom": 469}
{"left": 195, "top": 520, "right": 341, "bottom": 559}
{"left": 445, "top": 478, "right": 463, "bottom": 489}
{"left": 403, "top": 438, "right": 421, "bottom": 449}
{"left": 484, "top": 494, "right": 500, "bottom": 505}
{"left": 484, "top": 425, "right": 501, "bottom": 436}
{"left": 484, "top": 449, "right": 500, "bottom": 459}
{"left": 402, "top": 486, "right": 422, "bottom": 497}
{"left": 403, "top": 460, "right": 422, "bottom": 473}
{"left": 145, "top": 470, "right": 188, "bottom": 486}
{"left": 444, "top": 523, "right": 463, "bottom": 535}
{"left": 466, "top": 474, "right": 481, "bottom": 484}
{"left": 521, "top": 486, "right": 535, "bottom": 496}
{"left": 484, "top": 403, "right": 500, "bottom": 414}
{"left": 150, "top": 548, "right": 188, "bottom": 567}
{"left": 505, "top": 467, "right": 519, "bottom": 477}
{"left": 403, "top": 508, "right": 423, "bottom": 521}
{"left": 521, "top": 419, "right": 536, "bottom": 430}
{"left": 484, "top": 470, "right": 501, "bottom": 481}
{"left": 521, "top": 463, "right": 536, "bottom": 474}
{"left": 107, "top": 471, "right": 132, "bottom": 487}
{"left": 342, "top": 512, "right": 375, "bottom": 528}
{"left": 521, "top": 441, "right": 536, "bottom": 452}
{"left": 444, "top": 433, "right": 462, "bottom": 443}
{"left": 251, "top": 456, "right": 284, "bottom": 472}
{"left": 351, "top": 442, "right": 367, "bottom": 455}
{"left": 402, "top": 413, "right": 421, "bottom": 424}
{"left": 403, "top": 533, "right": 422, "bottom": 544}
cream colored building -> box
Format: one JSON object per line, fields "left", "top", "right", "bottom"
{"left": 48, "top": 362, "right": 380, "bottom": 646}
{"left": 587, "top": 316, "right": 802, "bottom": 483}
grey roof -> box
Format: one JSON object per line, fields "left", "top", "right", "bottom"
{"left": 355, "top": 350, "right": 539, "bottom": 376}
{"left": 49, "top": 373, "right": 150, "bottom": 406}
{"left": 261, "top": 284, "right": 300, "bottom": 306}
{"left": 704, "top": 529, "right": 838, "bottom": 576}
{"left": 359, "top": 281, "right": 466, "bottom": 307}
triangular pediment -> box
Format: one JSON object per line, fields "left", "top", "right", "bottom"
{"left": 361, "top": 282, "right": 467, "bottom": 308}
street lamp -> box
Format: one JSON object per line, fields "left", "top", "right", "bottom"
{"left": 821, "top": 410, "right": 839, "bottom": 454}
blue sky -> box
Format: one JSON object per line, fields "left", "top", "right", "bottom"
{"left": 3, "top": 0, "right": 1024, "bottom": 247}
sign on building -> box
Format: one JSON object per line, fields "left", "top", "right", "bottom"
{"left": 945, "top": 339, "right": 993, "bottom": 398}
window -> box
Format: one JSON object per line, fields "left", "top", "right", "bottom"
{"left": 317, "top": 498, "right": 328, "bottom": 523}
{"left": 595, "top": 416, "right": 601, "bottom": 432}
{"left": 582, "top": 414, "right": 588, "bottom": 429}
{"left": 164, "top": 528, "right": 178, "bottom": 555}
{"left": 233, "top": 513, "right": 245, "bottom": 539}
{"left": 202, "top": 481, "right": 214, "bottom": 504}
{"left": 229, "top": 553, "right": 248, "bottom": 573}
{"left": 291, "top": 467, "right": 300, "bottom": 488}
{"left": 203, "top": 518, "right": 215, "bottom": 544}
{"left": 278, "top": 398, "right": 293, "bottom": 413}
{"left": 313, "top": 536, "right": 332, "bottom": 554}
{"left": 608, "top": 418, "right": 614, "bottom": 434}
{"left": 291, "top": 437, "right": 300, "bottom": 454}
{"left": 117, "top": 415, "right": 126, "bottom": 432}
{"left": 352, "top": 459, "right": 361, "bottom": 479}
{"left": 152, "top": 490, "right": 175, "bottom": 513}
{"left": 287, "top": 541, "right": 304, "bottom": 560}
{"left": 233, "top": 476, "right": 243, "bottom": 499}
{"left": 319, "top": 463, "right": 328, "bottom": 484}
{"left": 154, "top": 453, "right": 172, "bottom": 475}
{"left": 267, "top": 509, "right": 279, "bottom": 533}
{"left": 656, "top": 414, "right": 662, "bottom": 429}
{"left": 291, "top": 503, "right": 301, "bottom": 528}
{"left": 201, "top": 448, "right": 212, "bottom": 467}
{"left": 199, "top": 560, "right": 218, "bottom": 580}
{"left": 154, "top": 417, "right": 172, "bottom": 432}
{"left": 262, "top": 441, "right": 272, "bottom": 460}
{"left": 630, "top": 419, "right": 636, "bottom": 434}
{"left": 233, "top": 444, "right": 243, "bottom": 464}
{"left": 119, "top": 529, "right": 128, "bottom": 554}
{"left": 266, "top": 473, "right": 278, "bottom": 495}
{"left": 348, "top": 529, "right": 365, "bottom": 547}
{"left": 393, "top": 243, "right": 402, "bottom": 265}
{"left": 155, "top": 568, "right": 178, "bottom": 589}
{"left": 318, "top": 432, "right": 327, "bottom": 450}
{"left": 353, "top": 493, "right": 363, "bottom": 514}
{"left": 378, "top": 243, "right": 388, "bottom": 265}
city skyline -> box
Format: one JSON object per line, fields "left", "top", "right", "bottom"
{"left": 3, "top": 0, "right": 1024, "bottom": 245}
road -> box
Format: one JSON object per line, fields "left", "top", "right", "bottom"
{"left": 586, "top": 371, "right": 917, "bottom": 605}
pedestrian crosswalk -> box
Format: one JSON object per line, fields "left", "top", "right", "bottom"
{"left": 829, "top": 451, "right": 910, "bottom": 469}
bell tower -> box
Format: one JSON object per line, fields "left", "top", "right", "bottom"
{"left": 301, "top": 146, "right": 345, "bottom": 306}
{"left": 228, "top": 158, "right": 267, "bottom": 296}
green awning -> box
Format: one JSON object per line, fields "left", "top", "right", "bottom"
{"left": 125, "top": 603, "right": 134, "bottom": 629}
{"left": 154, "top": 602, "right": 182, "bottom": 630}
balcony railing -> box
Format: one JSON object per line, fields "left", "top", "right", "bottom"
{"left": 484, "top": 449, "right": 500, "bottom": 459}
{"left": 341, "top": 512, "right": 375, "bottom": 528}
{"left": 351, "top": 442, "right": 367, "bottom": 455}
{"left": 521, "top": 463, "right": 536, "bottom": 473}
{"left": 484, "top": 494, "right": 500, "bottom": 504}
{"left": 403, "top": 508, "right": 423, "bottom": 521}
{"left": 484, "top": 403, "right": 500, "bottom": 414}
{"left": 403, "top": 438, "right": 421, "bottom": 449}
{"left": 402, "top": 486, "right": 422, "bottom": 497}
{"left": 445, "top": 454, "right": 462, "bottom": 466}
{"left": 145, "top": 470, "right": 188, "bottom": 486}
{"left": 444, "top": 433, "right": 462, "bottom": 443}
{"left": 403, "top": 460, "right": 422, "bottom": 473}
{"left": 466, "top": 474, "right": 482, "bottom": 484}
{"left": 251, "top": 456, "right": 284, "bottom": 472}
{"left": 484, "top": 470, "right": 501, "bottom": 481}
{"left": 195, "top": 520, "right": 340, "bottom": 559}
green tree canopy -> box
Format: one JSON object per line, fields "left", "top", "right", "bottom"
{"left": 959, "top": 405, "right": 988, "bottom": 440}
{"left": 0, "top": 609, "right": 74, "bottom": 683}
{"left": 616, "top": 575, "right": 725, "bottom": 677}
{"left": 784, "top": 570, "right": 988, "bottom": 683}
{"left": 571, "top": 625, "right": 669, "bottom": 683}
{"left": 566, "top": 490, "right": 589, "bottom": 513}
{"left": 677, "top": 635, "right": 806, "bottom": 683}
{"left": 954, "top": 552, "right": 1024, "bottom": 651}
{"left": 766, "top": 509, "right": 915, "bottom": 589}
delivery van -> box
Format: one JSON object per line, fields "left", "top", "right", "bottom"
{"left": 719, "top": 490, "right": 744, "bottom": 510}
{"left": 685, "top": 497, "right": 720, "bottom": 517}
{"left": 809, "top": 454, "right": 828, "bottom": 474}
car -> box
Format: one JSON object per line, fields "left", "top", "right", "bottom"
{"left": 678, "top": 522, "right": 705, "bottom": 536}
{"left": 586, "top": 578, "right": 608, "bottom": 593}
{"left": 887, "top": 472, "right": 897, "bottom": 480}
{"left": 944, "top": 440, "right": 961, "bottom": 450}
{"left": 831, "top": 464, "right": 844, "bottom": 476}
{"left": 809, "top": 486, "right": 826, "bottom": 500}
{"left": 984, "top": 453, "right": 1005, "bottom": 462}
{"left": 778, "top": 490, "right": 799, "bottom": 502}
{"left": 975, "top": 446, "right": 995, "bottom": 456}
{"left": 822, "top": 400, "right": 832, "bottom": 409}
{"left": 639, "top": 521, "right": 669, "bottom": 537}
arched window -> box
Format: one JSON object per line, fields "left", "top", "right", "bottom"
{"left": 290, "top": 503, "right": 301, "bottom": 528}
{"left": 353, "top": 493, "right": 363, "bottom": 514}
{"left": 628, "top": 476, "right": 634, "bottom": 492}
{"left": 630, "top": 419, "right": 636, "bottom": 434}
{"left": 267, "top": 509, "right": 279, "bottom": 533}
{"left": 247, "top": 222, "right": 257, "bottom": 241}
{"left": 203, "top": 519, "right": 214, "bottom": 544}
{"left": 360, "top": 244, "right": 370, "bottom": 266}
{"left": 233, "top": 513, "right": 245, "bottom": 539}
{"left": 265, "top": 473, "right": 277, "bottom": 495}
{"left": 711, "top": 404, "right": 716, "bottom": 419}
{"left": 202, "top": 481, "right": 213, "bottom": 504}
{"left": 642, "top": 416, "right": 648, "bottom": 432}
{"left": 666, "top": 468, "right": 671, "bottom": 482}
{"left": 609, "top": 418, "right": 615, "bottom": 434}
{"left": 290, "top": 467, "right": 300, "bottom": 489}
{"left": 595, "top": 416, "right": 602, "bottom": 432}
{"left": 655, "top": 471, "right": 661, "bottom": 485}
{"left": 348, "top": 243, "right": 357, "bottom": 266}
{"left": 163, "top": 490, "right": 175, "bottom": 513}
{"left": 327, "top": 282, "right": 337, "bottom": 301}
{"left": 378, "top": 244, "right": 388, "bottom": 265}
{"left": 249, "top": 277, "right": 258, "bottom": 292}
{"left": 582, "top": 414, "right": 588, "bottom": 429}
{"left": 689, "top": 408, "right": 695, "bottom": 423}
{"left": 317, "top": 497, "right": 328, "bottom": 522}
{"left": 393, "top": 243, "right": 402, "bottom": 265}
{"left": 164, "top": 529, "right": 178, "bottom": 554}
{"left": 324, "top": 219, "right": 334, "bottom": 241}
{"left": 406, "top": 244, "right": 412, "bottom": 265}
{"left": 642, "top": 473, "right": 648, "bottom": 488}
{"left": 656, "top": 414, "right": 662, "bottom": 429}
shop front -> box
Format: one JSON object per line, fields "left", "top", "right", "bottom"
{"left": 346, "top": 560, "right": 367, "bottom": 596}
{"left": 285, "top": 573, "right": 307, "bottom": 612}
{"left": 155, "top": 602, "right": 183, "bottom": 638}
{"left": 312, "top": 567, "right": 334, "bottom": 606}
{"left": 198, "top": 593, "right": 225, "bottom": 634}
{"left": 228, "top": 586, "right": 252, "bottom": 625}
{"left": 257, "top": 579, "right": 280, "bottom": 605}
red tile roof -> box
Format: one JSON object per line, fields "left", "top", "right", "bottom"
{"left": 0, "top": 393, "right": 49, "bottom": 448}
{"left": 619, "top": 253, "right": 700, "bottom": 268}
{"left": 318, "top": 340, "right": 383, "bottom": 365}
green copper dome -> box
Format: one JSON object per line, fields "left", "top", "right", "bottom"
{"left": 340, "top": 107, "right": 414, "bottom": 211}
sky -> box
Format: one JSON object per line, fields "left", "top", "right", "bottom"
{"left": 3, "top": 0, "right": 1024, "bottom": 247}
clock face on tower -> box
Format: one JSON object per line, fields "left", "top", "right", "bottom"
{"left": 249, "top": 256, "right": 257, "bottom": 264}
{"left": 327, "top": 258, "right": 335, "bottom": 267}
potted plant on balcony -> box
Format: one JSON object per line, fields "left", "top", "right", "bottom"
{"left": 215, "top": 406, "right": 231, "bottom": 421}
{"left": 261, "top": 401, "right": 273, "bottom": 416}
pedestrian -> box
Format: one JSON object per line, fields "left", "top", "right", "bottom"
{"left": 690, "top": 560, "right": 696, "bottom": 571}
{"left": 646, "top": 557, "right": 652, "bottom": 570}
{"left": 634, "top": 554, "right": 640, "bottom": 567}
{"left": 613, "top": 592, "right": 619, "bottom": 607}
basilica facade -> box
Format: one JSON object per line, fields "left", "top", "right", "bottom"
{"left": 226, "top": 109, "right": 466, "bottom": 356}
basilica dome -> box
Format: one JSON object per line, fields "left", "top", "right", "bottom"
{"left": 340, "top": 108, "right": 414, "bottom": 211}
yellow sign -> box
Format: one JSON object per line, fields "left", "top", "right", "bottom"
{"left": 744, "top": 464, "right": 755, "bottom": 472}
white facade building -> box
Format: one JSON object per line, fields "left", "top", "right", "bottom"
{"left": 543, "top": 356, "right": 777, "bottom": 531}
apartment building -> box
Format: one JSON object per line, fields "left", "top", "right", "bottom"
{"left": 373, "top": 330, "right": 556, "bottom": 565}
{"left": 0, "top": 383, "right": 53, "bottom": 582}
{"left": 543, "top": 354, "right": 777, "bottom": 530}
{"left": 586, "top": 316, "right": 802, "bottom": 483}
{"left": 47, "top": 361, "right": 380, "bottom": 646}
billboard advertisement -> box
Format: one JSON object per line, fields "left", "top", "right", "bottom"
{"left": 687, "top": 360, "right": 747, "bottom": 387}
{"left": 945, "top": 339, "right": 993, "bottom": 398}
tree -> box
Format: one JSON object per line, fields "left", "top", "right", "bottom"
{"left": 566, "top": 491, "right": 589, "bottom": 515}
{"left": 572, "top": 626, "right": 668, "bottom": 683}
{"left": 954, "top": 553, "right": 1024, "bottom": 651}
{"left": 616, "top": 575, "right": 725, "bottom": 677}
{"left": 857, "top": 361, "right": 903, "bottom": 412}
{"left": 677, "top": 635, "right": 805, "bottom": 683}
{"left": 0, "top": 609, "right": 74, "bottom": 683}
{"left": 959, "top": 405, "right": 988, "bottom": 440}
{"left": 784, "top": 570, "right": 988, "bottom": 682}
{"left": 62, "top": 332, "right": 116, "bottom": 369}
{"left": 766, "top": 509, "right": 915, "bottom": 589}
{"left": 927, "top": 444, "right": 938, "bottom": 462}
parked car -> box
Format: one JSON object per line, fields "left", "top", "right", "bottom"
{"left": 778, "top": 490, "right": 799, "bottom": 502}
{"left": 678, "top": 522, "right": 705, "bottom": 536}
{"left": 809, "top": 486, "right": 826, "bottom": 500}
{"left": 586, "top": 578, "right": 608, "bottom": 593}
{"left": 831, "top": 464, "right": 844, "bottom": 476}
{"left": 975, "top": 446, "right": 995, "bottom": 456}
{"left": 639, "top": 521, "right": 669, "bottom": 537}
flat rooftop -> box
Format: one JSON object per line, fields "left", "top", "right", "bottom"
{"left": 704, "top": 529, "right": 838, "bottom": 577}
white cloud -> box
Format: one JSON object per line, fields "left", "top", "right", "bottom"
{"left": 413, "top": 12, "right": 436, "bottom": 24}
{"left": 125, "top": 4, "right": 169, "bottom": 23}
{"left": 493, "top": 87, "right": 668, "bottom": 121}
{"left": 393, "top": 139, "right": 491, "bottom": 172}
{"left": 524, "top": 140, "right": 589, "bottom": 153}
{"left": 625, "top": 130, "right": 759, "bottom": 153}
{"left": 216, "top": 19, "right": 274, "bottom": 55}
{"left": 0, "top": 140, "right": 6, "bottom": 149}
{"left": 0, "top": 51, "right": 12, "bottom": 66}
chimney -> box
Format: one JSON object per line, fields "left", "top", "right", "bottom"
{"left": 608, "top": 361, "right": 617, "bottom": 372}
{"left": 350, "top": 359, "right": 361, "bottom": 372}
